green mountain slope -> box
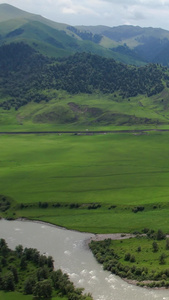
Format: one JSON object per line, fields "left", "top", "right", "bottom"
{"left": 77, "top": 25, "right": 169, "bottom": 66}
{"left": 0, "top": 3, "right": 36, "bottom": 21}
{"left": 2, "top": 4, "right": 169, "bottom": 65}
{"left": 1, "top": 42, "right": 169, "bottom": 129}
{"left": 0, "top": 4, "right": 145, "bottom": 65}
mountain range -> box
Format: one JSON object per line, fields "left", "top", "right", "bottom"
{"left": 1, "top": 3, "right": 169, "bottom": 128}
{"left": 1, "top": 3, "right": 169, "bottom": 66}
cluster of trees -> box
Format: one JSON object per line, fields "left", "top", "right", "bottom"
{"left": 0, "top": 42, "right": 168, "bottom": 111}
{"left": 67, "top": 26, "right": 102, "bottom": 44}
{"left": 89, "top": 230, "right": 169, "bottom": 288}
{"left": 132, "top": 206, "right": 144, "bottom": 213}
{"left": 54, "top": 53, "right": 166, "bottom": 96}
{"left": 0, "top": 238, "right": 93, "bottom": 299}
{"left": 113, "top": 44, "right": 141, "bottom": 61}
{"left": 0, "top": 42, "right": 51, "bottom": 110}
{"left": 143, "top": 228, "right": 166, "bottom": 240}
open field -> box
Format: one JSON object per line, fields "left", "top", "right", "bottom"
{"left": 0, "top": 291, "right": 66, "bottom": 300}
{"left": 1, "top": 131, "right": 169, "bottom": 233}
{"left": 0, "top": 291, "right": 32, "bottom": 300}
{"left": 0, "top": 288, "right": 68, "bottom": 300}
{"left": 0, "top": 291, "right": 67, "bottom": 300}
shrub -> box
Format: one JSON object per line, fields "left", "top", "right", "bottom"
{"left": 137, "top": 246, "right": 141, "bottom": 252}
{"left": 159, "top": 253, "right": 166, "bottom": 265}
{"left": 2, "top": 271, "right": 15, "bottom": 291}
{"left": 132, "top": 206, "right": 144, "bottom": 213}
{"left": 130, "top": 255, "right": 136, "bottom": 263}
{"left": 157, "top": 229, "right": 166, "bottom": 240}
{"left": 124, "top": 253, "right": 131, "bottom": 261}
{"left": 166, "top": 238, "right": 169, "bottom": 249}
{"left": 135, "top": 268, "right": 142, "bottom": 276}
{"left": 152, "top": 241, "right": 159, "bottom": 252}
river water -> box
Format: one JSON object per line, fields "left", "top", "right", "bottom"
{"left": 0, "top": 219, "right": 169, "bottom": 300}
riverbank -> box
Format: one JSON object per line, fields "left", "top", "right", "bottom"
{"left": 16, "top": 219, "right": 169, "bottom": 290}
{"left": 2, "top": 218, "right": 169, "bottom": 299}
{"left": 18, "top": 218, "right": 136, "bottom": 244}
{"left": 88, "top": 233, "right": 135, "bottom": 242}
{"left": 16, "top": 220, "right": 169, "bottom": 290}
{"left": 122, "top": 278, "right": 169, "bottom": 290}
{"left": 89, "top": 232, "right": 169, "bottom": 290}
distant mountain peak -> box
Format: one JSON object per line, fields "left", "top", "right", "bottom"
{"left": 0, "top": 3, "right": 36, "bottom": 22}
{"left": 0, "top": 3, "right": 26, "bottom": 13}
{"left": 1, "top": 3, "right": 169, "bottom": 66}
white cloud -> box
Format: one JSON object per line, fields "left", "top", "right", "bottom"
{"left": 1, "top": 0, "right": 169, "bottom": 29}
{"left": 62, "top": 7, "right": 76, "bottom": 14}
{"left": 60, "top": 2, "right": 99, "bottom": 16}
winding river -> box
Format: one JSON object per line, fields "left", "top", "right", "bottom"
{"left": 0, "top": 219, "right": 169, "bottom": 300}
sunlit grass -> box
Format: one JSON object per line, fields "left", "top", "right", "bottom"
{"left": 1, "top": 131, "right": 169, "bottom": 233}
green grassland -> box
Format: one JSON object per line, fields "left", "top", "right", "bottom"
{"left": 0, "top": 292, "right": 66, "bottom": 300}
{"left": 1, "top": 131, "right": 169, "bottom": 233}
{"left": 0, "top": 291, "right": 32, "bottom": 300}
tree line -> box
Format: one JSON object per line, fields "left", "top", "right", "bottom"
{"left": 67, "top": 26, "right": 102, "bottom": 44}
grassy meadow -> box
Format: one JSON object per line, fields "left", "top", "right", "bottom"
{"left": 0, "top": 292, "right": 66, "bottom": 300}
{"left": 1, "top": 131, "right": 169, "bottom": 233}
{"left": 0, "top": 291, "right": 32, "bottom": 300}
{"left": 111, "top": 237, "right": 169, "bottom": 274}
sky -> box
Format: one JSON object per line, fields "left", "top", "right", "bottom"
{"left": 1, "top": 0, "right": 169, "bottom": 30}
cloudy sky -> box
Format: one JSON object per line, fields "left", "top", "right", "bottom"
{"left": 1, "top": 0, "right": 169, "bottom": 30}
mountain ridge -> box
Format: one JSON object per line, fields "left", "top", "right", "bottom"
{"left": 1, "top": 4, "right": 169, "bottom": 128}
{"left": 76, "top": 24, "right": 169, "bottom": 65}
{"left": 2, "top": 3, "right": 169, "bottom": 66}
{"left": 0, "top": 3, "right": 159, "bottom": 65}
{"left": 0, "top": 3, "right": 145, "bottom": 64}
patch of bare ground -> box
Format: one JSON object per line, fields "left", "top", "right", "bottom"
{"left": 123, "top": 278, "right": 168, "bottom": 290}
{"left": 87, "top": 233, "right": 135, "bottom": 244}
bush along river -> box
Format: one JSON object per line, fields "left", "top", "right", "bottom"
{"left": 1, "top": 219, "right": 169, "bottom": 300}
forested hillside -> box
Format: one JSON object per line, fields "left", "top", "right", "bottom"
{"left": 0, "top": 42, "right": 168, "bottom": 112}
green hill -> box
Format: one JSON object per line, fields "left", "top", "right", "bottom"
{"left": 1, "top": 42, "right": 169, "bottom": 129}
{"left": 1, "top": 4, "right": 169, "bottom": 129}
